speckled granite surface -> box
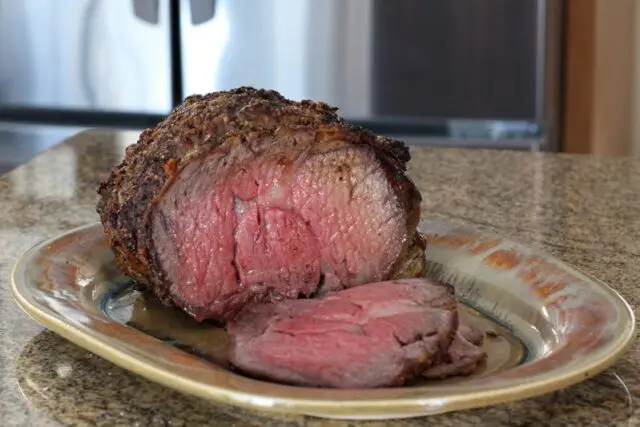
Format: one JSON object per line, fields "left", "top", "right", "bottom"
{"left": 1, "top": 130, "right": 638, "bottom": 426}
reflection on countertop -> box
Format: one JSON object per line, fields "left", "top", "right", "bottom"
{"left": 1, "top": 129, "right": 639, "bottom": 426}
{"left": 0, "top": 123, "right": 87, "bottom": 175}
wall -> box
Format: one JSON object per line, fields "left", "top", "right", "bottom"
{"left": 563, "top": 0, "right": 637, "bottom": 156}
{"left": 633, "top": 2, "right": 640, "bottom": 156}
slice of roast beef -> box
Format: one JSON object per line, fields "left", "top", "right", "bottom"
{"left": 97, "top": 87, "right": 424, "bottom": 321}
{"left": 227, "top": 278, "right": 458, "bottom": 389}
{"left": 422, "top": 324, "right": 487, "bottom": 379}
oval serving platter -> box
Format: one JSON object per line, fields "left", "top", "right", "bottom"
{"left": 11, "top": 221, "right": 635, "bottom": 420}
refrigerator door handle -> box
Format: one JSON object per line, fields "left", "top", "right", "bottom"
{"left": 133, "top": 0, "right": 160, "bottom": 24}
{"left": 189, "top": 0, "right": 216, "bottom": 25}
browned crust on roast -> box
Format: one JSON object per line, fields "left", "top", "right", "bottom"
{"left": 96, "top": 87, "right": 422, "bottom": 308}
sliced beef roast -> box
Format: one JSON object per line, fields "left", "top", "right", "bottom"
{"left": 422, "top": 324, "right": 487, "bottom": 379}
{"left": 227, "top": 278, "right": 458, "bottom": 388}
{"left": 97, "top": 87, "right": 424, "bottom": 321}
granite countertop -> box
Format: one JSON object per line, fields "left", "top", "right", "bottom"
{"left": 0, "top": 129, "right": 638, "bottom": 426}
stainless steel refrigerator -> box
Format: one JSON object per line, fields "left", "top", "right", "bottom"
{"left": 0, "top": 0, "right": 563, "bottom": 171}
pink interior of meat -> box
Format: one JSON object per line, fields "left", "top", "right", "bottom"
{"left": 227, "top": 279, "right": 458, "bottom": 388}
{"left": 152, "top": 145, "right": 407, "bottom": 318}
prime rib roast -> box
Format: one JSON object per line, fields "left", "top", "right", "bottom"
{"left": 97, "top": 87, "right": 425, "bottom": 322}
{"left": 97, "top": 87, "right": 487, "bottom": 388}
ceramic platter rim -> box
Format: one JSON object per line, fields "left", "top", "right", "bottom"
{"left": 11, "top": 222, "right": 635, "bottom": 420}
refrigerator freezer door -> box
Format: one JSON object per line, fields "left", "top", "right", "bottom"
{"left": 180, "top": 0, "right": 373, "bottom": 119}
{"left": 0, "top": 0, "right": 172, "bottom": 114}
{"left": 180, "top": 0, "right": 559, "bottom": 126}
